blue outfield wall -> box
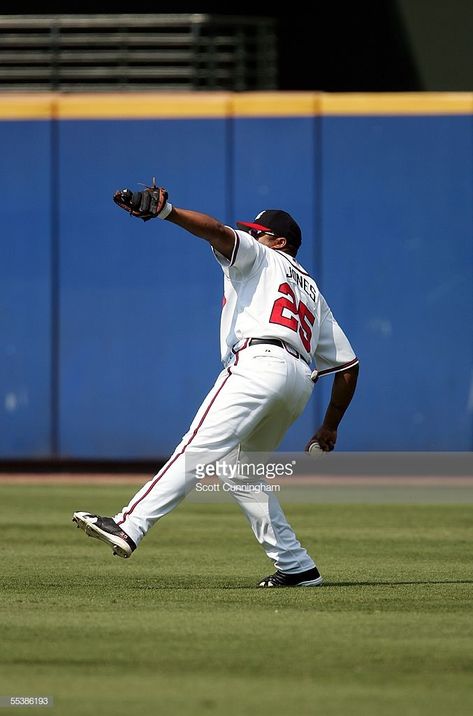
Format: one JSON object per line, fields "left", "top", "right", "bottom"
{"left": 0, "top": 120, "right": 53, "bottom": 457}
{"left": 319, "top": 114, "right": 473, "bottom": 450}
{"left": 58, "top": 119, "right": 226, "bottom": 458}
{"left": 0, "top": 94, "right": 472, "bottom": 457}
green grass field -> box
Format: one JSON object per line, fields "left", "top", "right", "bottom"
{"left": 1, "top": 482, "right": 472, "bottom": 715}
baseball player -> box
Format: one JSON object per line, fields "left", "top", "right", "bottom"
{"left": 73, "top": 183, "right": 359, "bottom": 588}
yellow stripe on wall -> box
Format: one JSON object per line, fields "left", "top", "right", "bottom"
{"left": 56, "top": 92, "right": 233, "bottom": 119}
{"left": 0, "top": 92, "right": 472, "bottom": 120}
{"left": 231, "top": 92, "right": 320, "bottom": 117}
{"left": 0, "top": 93, "right": 56, "bottom": 119}
{"left": 320, "top": 92, "right": 473, "bottom": 115}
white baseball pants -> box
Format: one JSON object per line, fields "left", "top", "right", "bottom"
{"left": 114, "top": 342, "right": 316, "bottom": 574}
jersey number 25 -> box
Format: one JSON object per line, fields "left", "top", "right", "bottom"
{"left": 269, "top": 282, "right": 315, "bottom": 352}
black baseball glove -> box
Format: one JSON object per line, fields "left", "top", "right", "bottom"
{"left": 113, "top": 179, "right": 169, "bottom": 222}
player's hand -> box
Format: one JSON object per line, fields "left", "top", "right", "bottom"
{"left": 305, "top": 426, "right": 337, "bottom": 452}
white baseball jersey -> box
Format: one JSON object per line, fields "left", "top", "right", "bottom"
{"left": 214, "top": 229, "right": 358, "bottom": 374}
{"left": 112, "top": 227, "right": 357, "bottom": 577}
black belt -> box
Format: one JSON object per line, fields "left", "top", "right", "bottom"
{"left": 248, "top": 338, "right": 310, "bottom": 366}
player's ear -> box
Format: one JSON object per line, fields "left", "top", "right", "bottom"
{"left": 274, "top": 236, "right": 288, "bottom": 250}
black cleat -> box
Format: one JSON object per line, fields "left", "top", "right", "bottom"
{"left": 258, "top": 566, "right": 323, "bottom": 588}
{"left": 72, "top": 512, "right": 136, "bottom": 559}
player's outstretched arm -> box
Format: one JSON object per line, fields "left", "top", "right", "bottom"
{"left": 113, "top": 182, "right": 235, "bottom": 260}
{"left": 166, "top": 207, "right": 236, "bottom": 260}
{"left": 305, "top": 363, "right": 359, "bottom": 452}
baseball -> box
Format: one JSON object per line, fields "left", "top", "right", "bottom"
{"left": 308, "top": 441, "right": 326, "bottom": 458}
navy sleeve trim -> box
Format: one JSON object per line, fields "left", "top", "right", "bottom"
{"left": 229, "top": 229, "right": 240, "bottom": 267}
{"left": 317, "top": 358, "right": 359, "bottom": 377}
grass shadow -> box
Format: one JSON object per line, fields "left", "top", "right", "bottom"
{"left": 325, "top": 579, "right": 473, "bottom": 587}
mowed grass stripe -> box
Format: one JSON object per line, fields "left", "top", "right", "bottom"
{"left": 0, "top": 484, "right": 472, "bottom": 716}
